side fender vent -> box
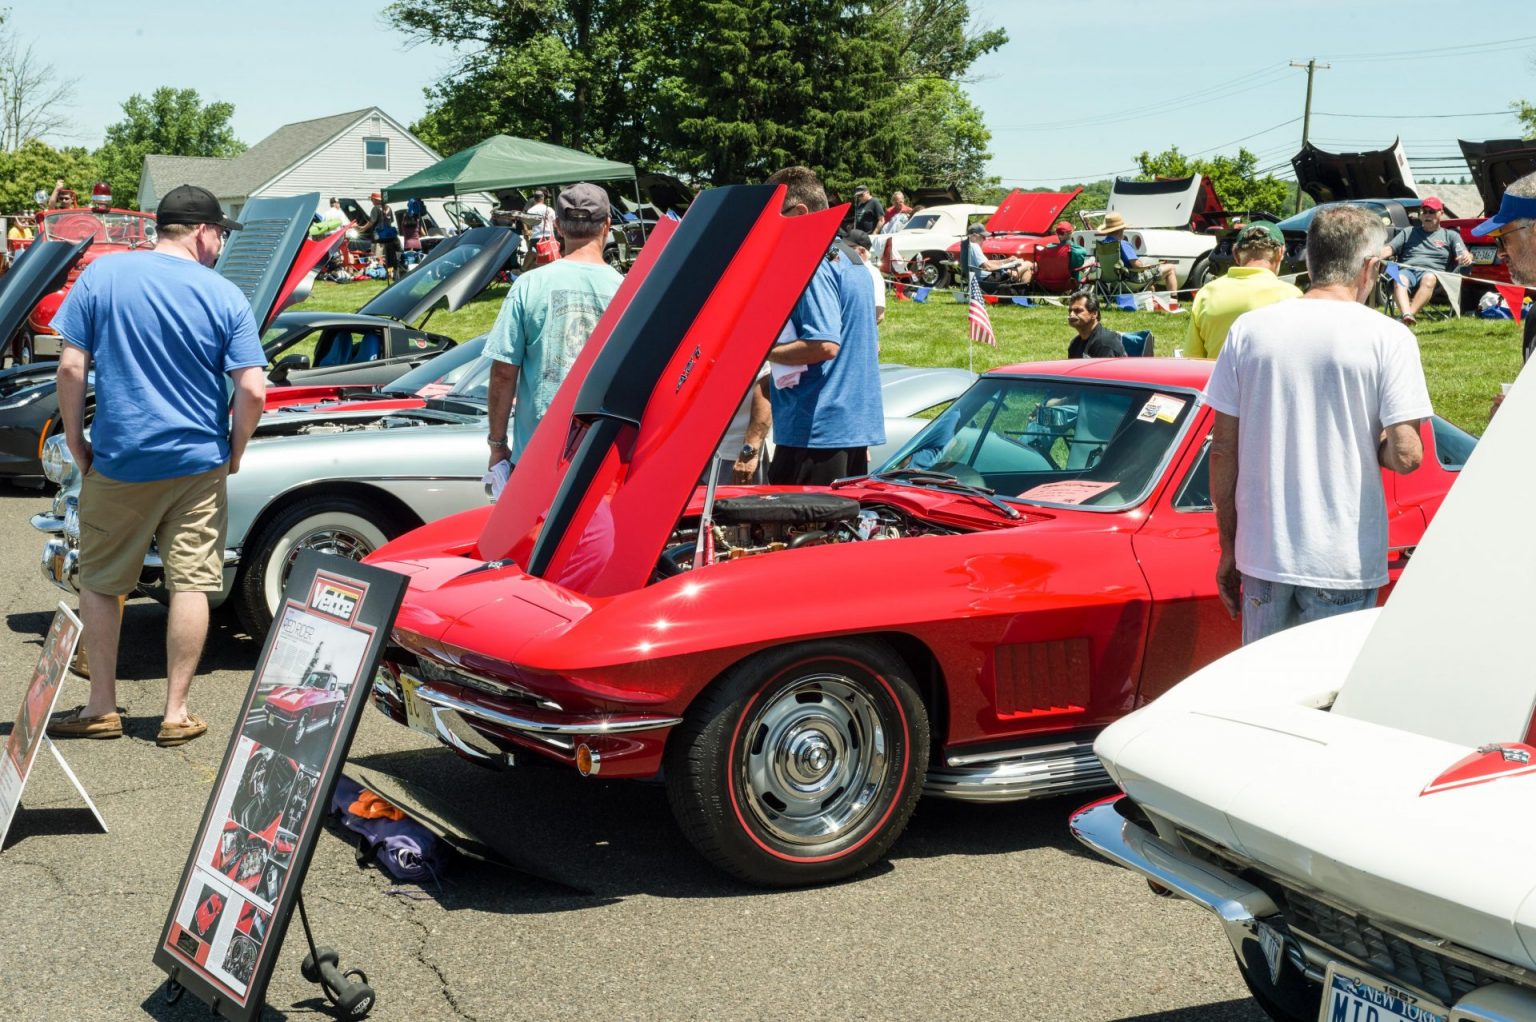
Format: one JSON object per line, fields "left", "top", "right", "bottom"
{"left": 994, "top": 639, "right": 1090, "bottom": 717}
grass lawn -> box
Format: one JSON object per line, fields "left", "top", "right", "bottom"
{"left": 299, "top": 280, "right": 1521, "bottom": 436}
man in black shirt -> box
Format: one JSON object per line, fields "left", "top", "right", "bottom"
{"left": 1066, "top": 289, "right": 1125, "bottom": 358}
{"left": 851, "top": 185, "right": 884, "bottom": 234}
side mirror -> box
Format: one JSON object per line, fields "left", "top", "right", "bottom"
{"left": 277, "top": 353, "right": 310, "bottom": 371}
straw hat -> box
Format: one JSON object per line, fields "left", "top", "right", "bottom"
{"left": 1099, "top": 212, "right": 1129, "bottom": 233}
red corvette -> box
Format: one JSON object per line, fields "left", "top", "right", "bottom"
{"left": 365, "top": 185, "right": 1469, "bottom": 886}
{"left": 265, "top": 665, "right": 345, "bottom": 735}
{"left": 942, "top": 188, "right": 1082, "bottom": 293}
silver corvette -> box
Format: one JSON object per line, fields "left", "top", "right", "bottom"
{"left": 35, "top": 362, "right": 975, "bottom": 636}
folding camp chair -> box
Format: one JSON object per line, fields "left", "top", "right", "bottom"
{"left": 1093, "top": 238, "right": 1158, "bottom": 300}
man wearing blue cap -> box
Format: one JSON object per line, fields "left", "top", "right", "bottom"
{"left": 1472, "top": 171, "right": 1536, "bottom": 362}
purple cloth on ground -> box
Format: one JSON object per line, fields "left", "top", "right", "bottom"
{"left": 330, "top": 777, "right": 448, "bottom": 882}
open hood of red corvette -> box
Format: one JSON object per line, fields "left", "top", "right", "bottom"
{"left": 984, "top": 189, "right": 1081, "bottom": 235}
{"left": 478, "top": 184, "right": 845, "bottom": 597}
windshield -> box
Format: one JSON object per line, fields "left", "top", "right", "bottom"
{"left": 444, "top": 356, "right": 492, "bottom": 401}
{"left": 879, "top": 376, "right": 1196, "bottom": 510}
{"left": 301, "top": 670, "right": 333, "bottom": 689}
{"left": 42, "top": 211, "right": 156, "bottom": 246}
{"left": 1276, "top": 200, "right": 1407, "bottom": 233}
{"left": 902, "top": 214, "right": 941, "bottom": 232}
{"left": 382, "top": 335, "right": 487, "bottom": 395}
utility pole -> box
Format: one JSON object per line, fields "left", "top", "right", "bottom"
{"left": 1290, "top": 58, "right": 1330, "bottom": 213}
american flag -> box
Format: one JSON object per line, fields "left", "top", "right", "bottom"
{"left": 967, "top": 273, "right": 997, "bottom": 347}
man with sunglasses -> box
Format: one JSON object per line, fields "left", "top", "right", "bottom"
{"left": 1472, "top": 171, "right": 1536, "bottom": 365}
{"left": 47, "top": 184, "right": 266, "bottom": 749}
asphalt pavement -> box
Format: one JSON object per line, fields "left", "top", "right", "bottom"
{"left": 0, "top": 480, "right": 1266, "bottom": 1022}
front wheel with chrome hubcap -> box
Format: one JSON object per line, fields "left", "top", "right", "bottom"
{"left": 666, "top": 638, "right": 928, "bottom": 887}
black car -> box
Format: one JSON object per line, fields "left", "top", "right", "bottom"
{"left": 263, "top": 225, "right": 517, "bottom": 387}
{"left": 1207, "top": 198, "right": 1425, "bottom": 282}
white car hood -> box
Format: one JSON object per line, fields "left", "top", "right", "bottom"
{"left": 1099, "top": 612, "right": 1536, "bottom": 971}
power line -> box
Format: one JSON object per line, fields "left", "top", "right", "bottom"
{"left": 1179, "top": 117, "right": 1303, "bottom": 158}
{"left": 993, "top": 64, "right": 1293, "bottom": 132}
{"left": 1317, "top": 33, "right": 1536, "bottom": 62}
{"left": 1312, "top": 110, "right": 1518, "bottom": 120}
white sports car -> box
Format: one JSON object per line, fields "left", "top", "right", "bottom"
{"left": 1072, "top": 367, "right": 1535, "bottom": 1022}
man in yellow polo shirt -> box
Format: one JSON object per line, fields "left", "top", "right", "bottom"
{"left": 1185, "top": 222, "right": 1301, "bottom": 358}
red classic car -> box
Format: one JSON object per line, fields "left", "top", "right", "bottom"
{"left": 265, "top": 666, "right": 345, "bottom": 735}
{"left": 17, "top": 204, "right": 157, "bottom": 364}
{"left": 940, "top": 188, "right": 1081, "bottom": 293}
{"left": 364, "top": 184, "right": 1469, "bottom": 886}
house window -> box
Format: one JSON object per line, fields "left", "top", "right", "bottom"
{"left": 364, "top": 138, "right": 388, "bottom": 171}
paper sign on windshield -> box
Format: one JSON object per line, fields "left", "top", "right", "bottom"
{"left": 1138, "top": 394, "right": 1186, "bottom": 423}
{"left": 1020, "top": 480, "right": 1118, "bottom": 504}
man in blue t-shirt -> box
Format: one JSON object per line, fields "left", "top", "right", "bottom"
{"left": 47, "top": 184, "right": 267, "bottom": 748}
{"left": 734, "top": 167, "right": 885, "bottom": 487}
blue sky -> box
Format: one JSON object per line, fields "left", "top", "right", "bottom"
{"left": 16, "top": 0, "right": 1536, "bottom": 187}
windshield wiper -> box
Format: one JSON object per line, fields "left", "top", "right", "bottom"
{"left": 864, "top": 468, "right": 1022, "bottom": 519}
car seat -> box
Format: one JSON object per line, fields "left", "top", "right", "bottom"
{"left": 352, "top": 333, "right": 383, "bottom": 362}
{"left": 1094, "top": 238, "right": 1157, "bottom": 298}
{"left": 313, "top": 332, "right": 356, "bottom": 367}
{"left": 1066, "top": 394, "right": 1132, "bottom": 471}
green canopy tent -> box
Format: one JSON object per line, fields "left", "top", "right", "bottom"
{"left": 381, "top": 135, "right": 642, "bottom": 224}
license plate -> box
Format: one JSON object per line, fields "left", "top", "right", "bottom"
{"left": 1319, "top": 963, "right": 1449, "bottom": 1022}
{"left": 1257, "top": 921, "right": 1284, "bottom": 984}
{"left": 400, "top": 671, "right": 432, "bottom": 734}
{"left": 1472, "top": 245, "right": 1498, "bottom": 265}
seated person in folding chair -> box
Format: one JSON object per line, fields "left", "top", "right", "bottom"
{"left": 963, "top": 222, "right": 1033, "bottom": 287}
{"left": 1065, "top": 289, "right": 1125, "bottom": 358}
{"left": 1098, "top": 213, "right": 1177, "bottom": 293}
{"left": 1040, "top": 220, "right": 1095, "bottom": 286}
{"left": 1379, "top": 196, "right": 1471, "bottom": 326}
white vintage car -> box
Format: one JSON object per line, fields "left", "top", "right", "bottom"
{"left": 871, "top": 202, "right": 995, "bottom": 289}
{"left": 1072, "top": 369, "right": 1536, "bottom": 1021}
{"left": 1072, "top": 175, "right": 1224, "bottom": 291}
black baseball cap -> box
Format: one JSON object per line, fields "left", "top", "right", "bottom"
{"left": 156, "top": 184, "right": 242, "bottom": 231}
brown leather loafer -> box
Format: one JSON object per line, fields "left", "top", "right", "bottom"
{"left": 47, "top": 705, "right": 123, "bottom": 739}
{"left": 156, "top": 715, "right": 208, "bottom": 747}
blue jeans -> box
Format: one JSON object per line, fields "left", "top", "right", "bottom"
{"left": 1240, "top": 574, "right": 1377, "bottom": 646}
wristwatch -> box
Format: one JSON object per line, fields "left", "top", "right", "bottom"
{"left": 738, "top": 444, "right": 759, "bottom": 460}
{"left": 487, "top": 435, "right": 510, "bottom": 450}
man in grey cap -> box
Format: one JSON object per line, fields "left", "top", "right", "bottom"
{"left": 486, "top": 182, "right": 621, "bottom": 477}
{"left": 48, "top": 183, "right": 266, "bottom": 748}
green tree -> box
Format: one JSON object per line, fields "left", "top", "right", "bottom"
{"left": 1134, "top": 145, "right": 1291, "bottom": 218}
{"left": 390, "top": 0, "right": 1004, "bottom": 197}
{"left": 1515, "top": 100, "right": 1536, "bottom": 136}
{"left": 94, "top": 88, "right": 245, "bottom": 209}
{"left": 0, "top": 138, "right": 100, "bottom": 211}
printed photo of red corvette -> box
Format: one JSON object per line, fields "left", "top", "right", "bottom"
{"left": 365, "top": 184, "right": 1470, "bottom": 887}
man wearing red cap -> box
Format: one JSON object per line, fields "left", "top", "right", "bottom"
{"left": 1380, "top": 196, "right": 1471, "bottom": 326}
{"left": 1039, "top": 221, "right": 1092, "bottom": 286}
{"left": 361, "top": 192, "right": 400, "bottom": 282}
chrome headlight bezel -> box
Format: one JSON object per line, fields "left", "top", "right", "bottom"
{"left": 41, "top": 434, "right": 73, "bottom": 484}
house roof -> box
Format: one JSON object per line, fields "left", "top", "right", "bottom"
{"left": 143, "top": 108, "right": 419, "bottom": 204}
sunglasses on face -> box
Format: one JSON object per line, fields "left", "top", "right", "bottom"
{"left": 1495, "top": 223, "right": 1534, "bottom": 250}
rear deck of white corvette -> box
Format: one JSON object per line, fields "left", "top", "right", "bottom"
{"left": 1073, "top": 344, "right": 1536, "bottom": 1018}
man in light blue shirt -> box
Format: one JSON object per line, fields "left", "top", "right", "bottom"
{"left": 486, "top": 182, "right": 623, "bottom": 469}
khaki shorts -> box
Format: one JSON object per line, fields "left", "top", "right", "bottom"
{"left": 78, "top": 464, "right": 229, "bottom": 596}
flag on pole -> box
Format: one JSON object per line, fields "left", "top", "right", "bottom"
{"left": 967, "top": 274, "right": 997, "bottom": 347}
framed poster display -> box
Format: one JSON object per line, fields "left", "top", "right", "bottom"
{"left": 0, "top": 602, "right": 102, "bottom": 848}
{"left": 153, "top": 552, "right": 406, "bottom": 1020}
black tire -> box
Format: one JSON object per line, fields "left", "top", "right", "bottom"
{"left": 1235, "top": 950, "right": 1322, "bottom": 1022}
{"left": 11, "top": 331, "right": 32, "bottom": 366}
{"left": 235, "top": 496, "right": 409, "bottom": 638}
{"left": 1187, "top": 256, "right": 1211, "bottom": 291}
{"left": 914, "top": 252, "right": 950, "bottom": 290}
{"left": 665, "top": 637, "right": 929, "bottom": 887}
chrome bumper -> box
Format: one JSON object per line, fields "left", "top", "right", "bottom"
{"left": 1070, "top": 798, "right": 1278, "bottom": 938}
{"left": 414, "top": 683, "right": 683, "bottom": 737}
{"left": 41, "top": 537, "right": 78, "bottom": 594}
{"left": 924, "top": 739, "right": 1111, "bottom": 803}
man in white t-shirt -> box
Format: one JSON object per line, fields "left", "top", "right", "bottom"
{"left": 1206, "top": 203, "right": 1432, "bottom": 645}
{"left": 519, "top": 187, "right": 557, "bottom": 271}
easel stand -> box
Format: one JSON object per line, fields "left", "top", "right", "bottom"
{"left": 1, "top": 738, "right": 109, "bottom": 848}
{"left": 296, "top": 892, "right": 376, "bottom": 1020}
